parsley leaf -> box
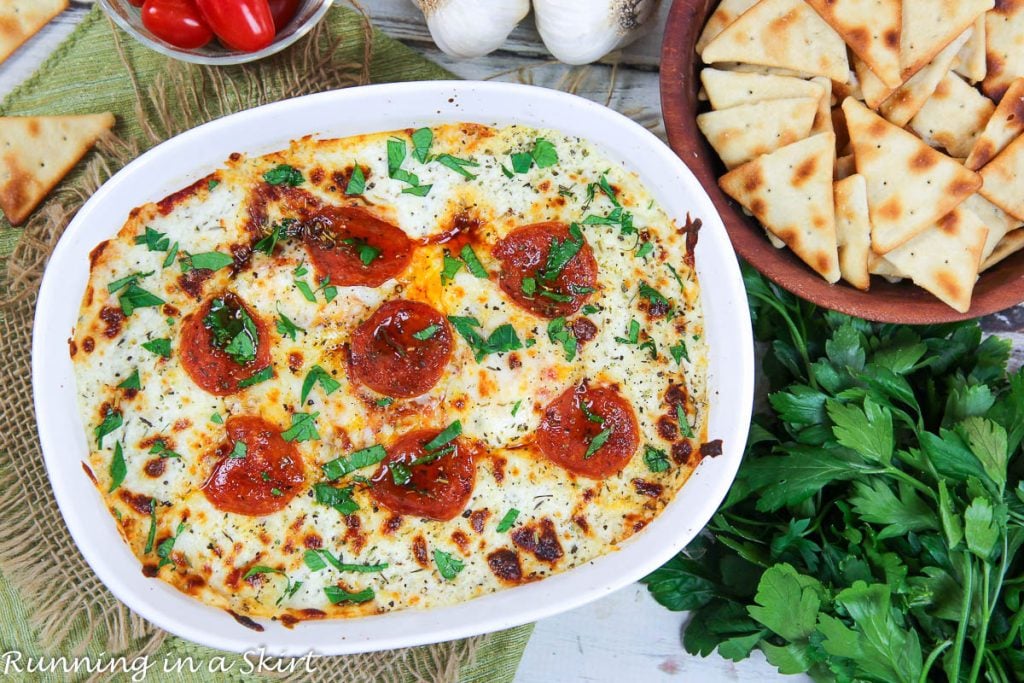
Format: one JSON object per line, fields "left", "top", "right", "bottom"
{"left": 584, "top": 427, "right": 612, "bottom": 459}
{"left": 412, "top": 324, "right": 439, "bottom": 341}
{"left": 203, "top": 297, "right": 259, "bottom": 365}
{"left": 237, "top": 365, "right": 273, "bottom": 388}
{"left": 459, "top": 244, "right": 488, "bottom": 278}
{"left": 342, "top": 237, "right": 381, "bottom": 266}
{"left": 135, "top": 227, "right": 170, "bottom": 252}
{"left": 531, "top": 138, "right": 559, "bottom": 168}
{"left": 150, "top": 439, "right": 181, "bottom": 459}
{"left": 314, "top": 483, "right": 359, "bottom": 515}
{"left": 411, "top": 127, "right": 433, "bottom": 163}
{"left": 142, "top": 338, "right": 171, "bottom": 358}
{"left": 94, "top": 408, "right": 122, "bottom": 449}
{"left": 144, "top": 501, "right": 157, "bottom": 554}
{"left": 253, "top": 219, "right": 294, "bottom": 255}
{"left": 345, "top": 165, "right": 366, "bottom": 195}
{"left": 540, "top": 223, "right": 583, "bottom": 281}
{"left": 117, "top": 369, "right": 141, "bottom": 391}
{"left": 643, "top": 445, "right": 670, "bottom": 473}
{"left": 276, "top": 310, "right": 305, "bottom": 340}
{"left": 179, "top": 251, "right": 233, "bottom": 273}
{"left": 324, "top": 586, "right": 375, "bottom": 604}
{"left": 119, "top": 283, "right": 165, "bottom": 316}
{"left": 435, "top": 154, "right": 479, "bottom": 179}
{"left": 447, "top": 316, "right": 522, "bottom": 362}
{"left": 281, "top": 412, "right": 320, "bottom": 442}
{"left": 300, "top": 365, "right": 341, "bottom": 404}
{"left": 441, "top": 251, "right": 463, "bottom": 285}
{"left": 263, "top": 164, "right": 304, "bottom": 186}
{"left": 109, "top": 442, "right": 126, "bottom": 492}
{"left": 433, "top": 549, "right": 465, "bottom": 580}
{"left": 496, "top": 508, "right": 520, "bottom": 533}
{"left": 547, "top": 317, "right": 577, "bottom": 362}
{"left": 108, "top": 270, "right": 154, "bottom": 294}
{"left": 323, "top": 444, "right": 387, "bottom": 480}
{"left": 228, "top": 441, "right": 247, "bottom": 459}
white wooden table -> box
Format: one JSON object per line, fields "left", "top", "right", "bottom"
{"left": 9, "top": 3, "right": 1019, "bottom": 682}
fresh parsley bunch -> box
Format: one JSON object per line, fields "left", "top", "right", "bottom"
{"left": 644, "top": 267, "right": 1024, "bottom": 683}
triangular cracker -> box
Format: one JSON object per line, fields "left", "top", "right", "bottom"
{"left": 843, "top": 97, "right": 982, "bottom": 253}
{"left": 962, "top": 193, "right": 1023, "bottom": 261}
{"left": 983, "top": 0, "right": 1024, "bottom": 101}
{"left": 697, "top": 96, "right": 818, "bottom": 169}
{"left": 719, "top": 133, "right": 841, "bottom": 282}
{"left": 696, "top": 0, "right": 760, "bottom": 54}
{"left": 0, "top": 113, "right": 115, "bottom": 225}
{"left": 979, "top": 132, "right": 1024, "bottom": 222}
{"left": 0, "top": 0, "right": 67, "bottom": 65}
{"left": 981, "top": 228, "right": 1024, "bottom": 271}
{"left": 900, "top": 0, "right": 993, "bottom": 82}
{"left": 880, "top": 28, "right": 972, "bottom": 127}
{"left": 868, "top": 252, "right": 905, "bottom": 282}
{"left": 910, "top": 72, "right": 996, "bottom": 158}
{"left": 955, "top": 14, "right": 987, "bottom": 83}
{"left": 702, "top": 0, "right": 850, "bottom": 83}
{"left": 810, "top": 77, "right": 834, "bottom": 136}
{"left": 700, "top": 68, "right": 825, "bottom": 109}
{"left": 834, "top": 174, "right": 872, "bottom": 290}
{"left": 883, "top": 206, "right": 989, "bottom": 312}
{"left": 853, "top": 54, "right": 894, "bottom": 109}
{"left": 805, "top": 0, "right": 902, "bottom": 88}
{"left": 836, "top": 154, "right": 856, "bottom": 179}
{"left": 965, "top": 77, "right": 1024, "bottom": 170}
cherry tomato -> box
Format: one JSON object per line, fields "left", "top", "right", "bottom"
{"left": 268, "top": 0, "right": 301, "bottom": 30}
{"left": 141, "top": 0, "right": 213, "bottom": 50}
{"left": 195, "top": 0, "right": 276, "bottom": 53}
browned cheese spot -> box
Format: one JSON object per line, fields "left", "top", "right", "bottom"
{"left": 487, "top": 548, "right": 523, "bottom": 584}
{"left": 511, "top": 518, "right": 564, "bottom": 564}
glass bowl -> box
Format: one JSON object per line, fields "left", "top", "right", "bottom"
{"left": 98, "top": 0, "right": 333, "bottom": 66}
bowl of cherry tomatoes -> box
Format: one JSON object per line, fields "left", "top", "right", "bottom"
{"left": 99, "top": 0, "right": 333, "bottom": 65}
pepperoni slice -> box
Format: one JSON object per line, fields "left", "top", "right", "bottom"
{"left": 180, "top": 294, "right": 272, "bottom": 395}
{"left": 348, "top": 299, "right": 453, "bottom": 398}
{"left": 301, "top": 206, "right": 413, "bottom": 287}
{"left": 370, "top": 429, "right": 477, "bottom": 521}
{"left": 535, "top": 383, "right": 640, "bottom": 479}
{"left": 493, "top": 222, "right": 598, "bottom": 318}
{"left": 202, "top": 416, "right": 305, "bottom": 516}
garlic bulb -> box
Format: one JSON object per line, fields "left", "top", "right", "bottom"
{"left": 413, "top": 0, "right": 530, "bottom": 59}
{"left": 534, "top": 0, "right": 661, "bottom": 65}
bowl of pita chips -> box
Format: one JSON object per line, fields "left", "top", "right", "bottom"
{"left": 661, "top": 0, "right": 1024, "bottom": 322}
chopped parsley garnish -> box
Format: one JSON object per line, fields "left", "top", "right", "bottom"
{"left": 412, "top": 324, "right": 439, "bottom": 341}
{"left": 540, "top": 290, "right": 572, "bottom": 302}
{"left": 425, "top": 420, "right": 462, "bottom": 451}
{"left": 324, "top": 586, "right": 375, "bottom": 604}
{"left": 376, "top": 397, "right": 394, "bottom": 408}
{"left": 108, "top": 270, "right": 154, "bottom": 294}
{"left": 666, "top": 263, "right": 686, "bottom": 292}
{"left": 150, "top": 439, "right": 181, "bottom": 459}
{"left": 540, "top": 223, "right": 583, "bottom": 281}
{"left": 243, "top": 566, "right": 302, "bottom": 605}
{"left": 677, "top": 404, "right": 694, "bottom": 438}
{"left": 639, "top": 338, "right": 658, "bottom": 360}
{"left": 638, "top": 281, "right": 672, "bottom": 312}
{"left": 636, "top": 242, "right": 654, "bottom": 259}
{"left": 119, "top": 283, "right": 165, "bottom": 316}
{"left": 389, "top": 463, "right": 413, "bottom": 486}
{"left": 228, "top": 441, "right": 247, "bottom": 459}
{"left": 433, "top": 550, "right": 465, "bottom": 580}
{"left": 387, "top": 137, "right": 431, "bottom": 195}
{"left": 281, "top": 412, "right": 320, "bottom": 442}
{"left": 511, "top": 399, "right": 522, "bottom": 416}
{"left": 156, "top": 520, "right": 186, "bottom": 568}
{"left": 389, "top": 425, "right": 461, "bottom": 486}
{"left": 303, "top": 550, "right": 327, "bottom": 571}
{"left": 204, "top": 297, "right": 259, "bottom": 365}
{"left": 591, "top": 174, "right": 620, "bottom": 206}
{"left": 643, "top": 445, "right": 670, "bottom": 473}
{"left": 670, "top": 342, "right": 690, "bottom": 365}
{"left": 582, "top": 206, "right": 635, "bottom": 235}
{"left": 584, "top": 427, "right": 613, "bottom": 459}
{"left": 304, "top": 549, "right": 387, "bottom": 573}
{"left": 293, "top": 264, "right": 337, "bottom": 303}
{"left": 411, "top": 127, "right": 433, "bottom": 163}
{"left": 345, "top": 165, "right": 366, "bottom": 195}
{"left": 275, "top": 309, "right": 305, "bottom": 340}
{"left": 144, "top": 501, "right": 157, "bottom": 554}
{"left": 243, "top": 565, "right": 283, "bottom": 580}
{"left": 94, "top": 408, "right": 122, "bottom": 449}
{"left": 436, "top": 154, "right": 479, "bottom": 180}
{"left": 300, "top": 365, "right": 341, "bottom": 404}
{"left": 117, "top": 369, "right": 141, "bottom": 391}
{"left": 163, "top": 242, "right": 179, "bottom": 268}
{"left": 507, "top": 138, "right": 560, "bottom": 175}
{"left": 253, "top": 219, "right": 294, "bottom": 255}
{"left": 208, "top": 179, "right": 219, "bottom": 190}
{"left": 108, "top": 442, "right": 126, "bottom": 492}
{"left": 580, "top": 401, "right": 604, "bottom": 424}
{"left": 496, "top": 508, "right": 520, "bottom": 533}
{"left": 401, "top": 184, "right": 432, "bottom": 197}
{"left": 342, "top": 237, "right": 381, "bottom": 266}
{"left": 522, "top": 277, "right": 537, "bottom": 296}
{"left": 558, "top": 184, "right": 575, "bottom": 198}
{"left": 615, "top": 319, "right": 641, "bottom": 345}
{"left": 263, "top": 164, "right": 304, "bottom": 186}
{"left": 179, "top": 251, "right": 233, "bottom": 273}
{"left": 142, "top": 338, "right": 172, "bottom": 358}
{"left": 547, "top": 317, "right": 577, "bottom": 362}
{"left": 459, "top": 244, "right": 488, "bottom": 278}
{"left": 319, "top": 276, "right": 338, "bottom": 303}
{"left": 323, "top": 444, "right": 387, "bottom": 480}
{"left": 237, "top": 365, "right": 273, "bottom": 388}
{"left": 441, "top": 251, "right": 463, "bottom": 285}
{"left": 135, "top": 226, "right": 170, "bottom": 252}
{"left": 510, "top": 152, "right": 533, "bottom": 174}
{"left": 314, "top": 483, "right": 359, "bottom": 515}
{"left": 271, "top": 488, "right": 283, "bottom": 496}
{"left": 581, "top": 303, "right": 601, "bottom": 315}
{"left": 210, "top": 412, "right": 224, "bottom": 424}
{"left": 447, "top": 316, "right": 523, "bottom": 362}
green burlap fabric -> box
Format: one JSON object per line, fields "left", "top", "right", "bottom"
{"left": 0, "top": 5, "right": 532, "bottom": 681}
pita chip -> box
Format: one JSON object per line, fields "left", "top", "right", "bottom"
{"left": 702, "top": 0, "right": 850, "bottom": 83}
{"left": 697, "top": 96, "right": 818, "bottom": 169}
{"left": 810, "top": 77, "right": 834, "bottom": 136}
{"left": 979, "top": 132, "right": 1024, "bottom": 222}
{"left": 0, "top": 113, "right": 115, "bottom": 226}
{"left": 880, "top": 28, "right": 972, "bottom": 127}
{"left": 805, "top": 0, "right": 903, "bottom": 88}
{"left": 981, "top": 228, "right": 1024, "bottom": 271}
{"left": 965, "top": 77, "right": 1024, "bottom": 170}
{"left": 834, "top": 174, "right": 872, "bottom": 290}
{"left": 843, "top": 97, "right": 982, "bottom": 253}
{"left": 900, "top": 0, "right": 993, "bottom": 82}
{"left": 853, "top": 54, "right": 894, "bottom": 109}
{"left": 962, "top": 192, "right": 1023, "bottom": 260}
{"left": 699, "top": 68, "right": 825, "bottom": 109}
{"left": 868, "top": 252, "right": 905, "bottom": 282}
{"left": 983, "top": 0, "right": 1024, "bottom": 101}
{"left": 696, "top": 0, "right": 759, "bottom": 54}
{"left": 836, "top": 154, "right": 856, "bottom": 179}
{"left": 719, "top": 133, "right": 841, "bottom": 282}
{"left": 909, "top": 72, "right": 996, "bottom": 158}
{"left": 883, "top": 206, "right": 989, "bottom": 312}
{"left": 0, "top": 0, "right": 67, "bottom": 65}
{"left": 955, "top": 14, "right": 987, "bottom": 83}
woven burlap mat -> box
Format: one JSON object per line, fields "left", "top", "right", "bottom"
{"left": 0, "top": 5, "right": 531, "bottom": 681}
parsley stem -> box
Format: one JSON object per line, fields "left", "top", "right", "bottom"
{"left": 882, "top": 465, "right": 937, "bottom": 501}
{"left": 949, "top": 553, "right": 974, "bottom": 683}
{"left": 918, "top": 640, "right": 952, "bottom": 683}
{"left": 747, "top": 289, "right": 814, "bottom": 388}
{"left": 968, "top": 563, "right": 993, "bottom": 682}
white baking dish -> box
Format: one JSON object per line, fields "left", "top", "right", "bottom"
{"left": 32, "top": 81, "right": 754, "bottom": 656}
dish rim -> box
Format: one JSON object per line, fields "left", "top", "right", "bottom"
{"left": 32, "top": 80, "right": 754, "bottom": 656}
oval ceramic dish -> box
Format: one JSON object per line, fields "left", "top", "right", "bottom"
{"left": 661, "top": 0, "right": 1024, "bottom": 323}
{"left": 33, "top": 82, "right": 754, "bottom": 655}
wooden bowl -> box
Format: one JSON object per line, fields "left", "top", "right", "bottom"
{"left": 660, "top": 0, "right": 1024, "bottom": 323}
